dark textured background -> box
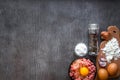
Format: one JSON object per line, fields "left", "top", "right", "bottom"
{"left": 0, "top": 0, "right": 120, "bottom": 80}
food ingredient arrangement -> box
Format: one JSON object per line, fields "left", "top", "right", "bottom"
{"left": 95, "top": 26, "right": 120, "bottom": 80}
{"left": 69, "top": 25, "right": 120, "bottom": 80}
{"left": 69, "top": 58, "right": 96, "bottom": 80}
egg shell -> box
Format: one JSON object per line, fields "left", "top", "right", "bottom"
{"left": 107, "top": 63, "right": 118, "bottom": 76}
{"left": 98, "top": 68, "right": 108, "bottom": 80}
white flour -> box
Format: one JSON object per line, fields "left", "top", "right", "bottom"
{"left": 102, "top": 37, "right": 120, "bottom": 63}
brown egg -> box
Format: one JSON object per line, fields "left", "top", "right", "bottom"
{"left": 107, "top": 63, "right": 118, "bottom": 76}
{"left": 98, "top": 68, "right": 108, "bottom": 80}
{"left": 101, "top": 31, "right": 111, "bottom": 40}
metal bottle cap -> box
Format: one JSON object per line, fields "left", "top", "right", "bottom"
{"left": 88, "top": 24, "right": 99, "bottom": 34}
{"left": 89, "top": 24, "right": 99, "bottom": 30}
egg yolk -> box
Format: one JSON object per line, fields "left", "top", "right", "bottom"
{"left": 80, "top": 67, "right": 89, "bottom": 76}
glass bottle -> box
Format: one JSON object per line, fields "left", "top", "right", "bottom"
{"left": 88, "top": 24, "right": 99, "bottom": 56}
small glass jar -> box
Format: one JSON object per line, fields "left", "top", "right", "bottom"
{"left": 88, "top": 24, "right": 99, "bottom": 56}
{"left": 75, "top": 43, "right": 87, "bottom": 57}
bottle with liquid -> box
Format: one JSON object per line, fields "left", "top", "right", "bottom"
{"left": 88, "top": 24, "right": 99, "bottom": 56}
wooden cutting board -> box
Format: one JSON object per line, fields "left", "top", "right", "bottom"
{"left": 95, "top": 26, "right": 120, "bottom": 80}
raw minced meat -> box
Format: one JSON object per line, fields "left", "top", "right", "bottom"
{"left": 69, "top": 58, "right": 96, "bottom": 80}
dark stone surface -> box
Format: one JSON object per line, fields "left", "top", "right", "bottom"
{"left": 0, "top": 0, "right": 120, "bottom": 80}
